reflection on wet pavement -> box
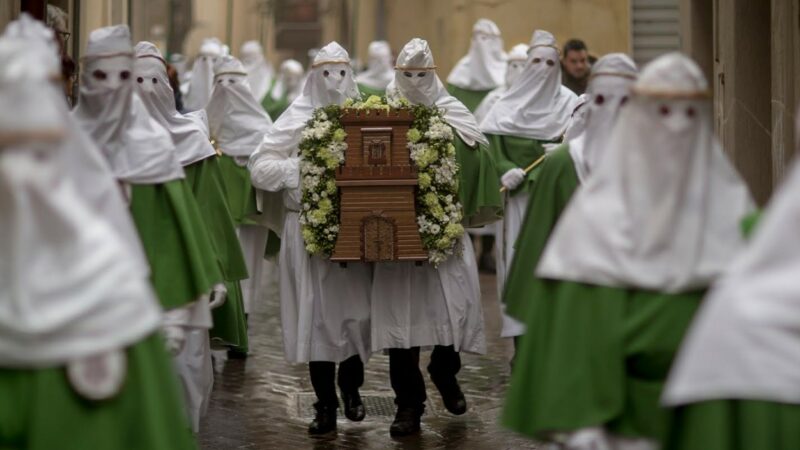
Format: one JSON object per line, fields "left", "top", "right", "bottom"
{"left": 199, "top": 261, "right": 540, "bottom": 449}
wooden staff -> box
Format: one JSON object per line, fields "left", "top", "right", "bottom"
{"left": 499, "top": 154, "right": 547, "bottom": 193}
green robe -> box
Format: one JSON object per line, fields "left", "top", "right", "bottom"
{"left": 446, "top": 84, "right": 493, "bottom": 113}
{"left": 357, "top": 83, "right": 386, "bottom": 98}
{"left": 664, "top": 400, "right": 800, "bottom": 450}
{"left": 503, "top": 144, "right": 579, "bottom": 321}
{"left": 503, "top": 280, "right": 703, "bottom": 443}
{"left": 261, "top": 90, "right": 290, "bottom": 122}
{"left": 658, "top": 209, "right": 800, "bottom": 450}
{"left": 486, "top": 133, "right": 556, "bottom": 196}
{"left": 183, "top": 157, "right": 249, "bottom": 351}
{"left": 129, "top": 180, "right": 223, "bottom": 310}
{"left": 0, "top": 334, "right": 196, "bottom": 450}
{"left": 454, "top": 136, "right": 504, "bottom": 227}
{"left": 217, "top": 154, "right": 259, "bottom": 226}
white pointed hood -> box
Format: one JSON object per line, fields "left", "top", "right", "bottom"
{"left": 473, "top": 43, "right": 529, "bottom": 124}
{"left": 134, "top": 41, "right": 216, "bottom": 166}
{"left": 254, "top": 41, "right": 359, "bottom": 157}
{"left": 205, "top": 55, "right": 273, "bottom": 159}
{"left": 387, "top": 38, "right": 488, "bottom": 147}
{"left": 240, "top": 40, "right": 274, "bottom": 102}
{"left": 270, "top": 59, "right": 305, "bottom": 102}
{"left": 568, "top": 54, "right": 638, "bottom": 181}
{"left": 537, "top": 53, "right": 755, "bottom": 293}
{"left": 184, "top": 37, "right": 223, "bottom": 111}
{"left": 0, "top": 27, "right": 161, "bottom": 367}
{"left": 72, "top": 25, "right": 184, "bottom": 184}
{"left": 505, "top": 43, "right": 529, "bottom": 86}
{"left": 446, "top": 18, "right": 506, "bottom": 90}
{"left": 481, "top": 30, "right": 578, "bottom": 141}
{"left": 664, "top": 121, "right": 800, "bottom": 405}
{"left": 356, "top": 40, "right": 394, "bottom": 91}
{"left": 4, "top": 15, "right": 148, "bottom": 273}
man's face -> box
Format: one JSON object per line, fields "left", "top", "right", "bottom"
{"left": 563, "top": 49, "right": 590, "bottom": 79}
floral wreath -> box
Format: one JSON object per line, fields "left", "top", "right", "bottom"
{"left": 298, "top": 95, "right": 464, "bottom": 265}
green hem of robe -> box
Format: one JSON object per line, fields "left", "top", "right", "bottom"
{"left": 663, "top": 400, "right": 800, "bottom": 450}
{"left": 184, "top": 157, "right": 249, "bottom": 281}
{"left": 217, "top": 155, "right": 259, "bottom": 226}
{"left": 445, "top": 84, "right": 493, "bottom": 112}
{"left": 504, "top": 144, "right": 579, "bottom": 319}
{"left": 502, "top": 280, "right": 703, "bottom": 442}
{"left": 455, "top": 136, "right": 504, "bottom": 227}
{"left": 130, "top": 180, "right": 223, "bottom": 310}
{"left": 210, "top": 280, "right": 249, "bottom": 352}
{"left": 357, "top": 83, "right": 386, "bottom": 98}
{"left": 0, "top": 334, "right": 197, "bottom": 450}
{"left": 486, "top": 133, "right": 558, "bottom": 196}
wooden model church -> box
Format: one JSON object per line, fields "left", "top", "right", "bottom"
{"left": 331, "top": 108, "right": 427, "bottom": 263}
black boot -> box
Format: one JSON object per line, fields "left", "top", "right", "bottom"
{"left": 390, "top": 405, "right": 423, "bottom": 437}
{"left": 430, "top": 375, "right": 467, "bottom": 415}
{"left": 308, "top": 403, "right": 337, "bottom": 435}
{"left": 428, "top": 345, "right": 467, "bottom": 415}
{"left": 340, "top": 389, "right": 365, "bottom": 422}
{"left": 337, "top": 355, "right": 366, "bottom": 422}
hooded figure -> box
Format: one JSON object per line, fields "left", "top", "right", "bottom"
{"left": 474, "top": 43, "right": 528, "bottom": 124}
{"left": 446, "top": 18, "right": 507, "bottom": 111}
{"left": 240, "top": 40, "right": 274, "bottom": 103}
{"left": 355, "top": 40, "right": 393, "bottom": 97}
{"left": 503, "top": 53, "right": 755, "bottom": 450}
{"left": 470, "top": 42, "right": 529, "bottom": 273}
{"left": 73, "top": 26, "right": 225, "bottom": 432}
{"left": 3, "top": 15, "right": 147, "bottom": 274}
{"left": 248, "top": 41, "right": 371, "bottom": 435}
{"left": 135, "top": 41, "right": 250, "bottom": 359}
{"left": 0, "top": 20, "right": 195, "bottom": 450}
{"left": 500, "top": 55, "right": 636, "bottom": 344}
{"left": 184, "top": 37, "right": 223, "bottom": 112}
{"left": 480, "top": 30, "right": 578, "bottom": 326}
{"left": 659, "top": 115, "right": 800, "bottom": 450}
{"left": 206, "top": 55, "right": 274, "bottom": 318}
{"left": 262, "top": 58, "right": 304, "bottom": 120}
{"left": 375, "top": 38, "right": 502, "bottom": 438}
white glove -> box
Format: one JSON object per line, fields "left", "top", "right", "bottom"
{"left": 501, "top": 168, "right": 526, "bottom": 191}
{"left": 208, "top": 283, "right": 228, "bottom": 309}
{"left": 162, "top": 324, "right": 186, "bottom": 355}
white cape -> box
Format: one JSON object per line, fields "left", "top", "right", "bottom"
{"left": 663, "top": 157, "right": 800, "bottom": 406}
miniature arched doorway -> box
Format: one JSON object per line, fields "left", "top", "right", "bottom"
{"left": 361, "top": 214, "right": 396, "bottom": 261}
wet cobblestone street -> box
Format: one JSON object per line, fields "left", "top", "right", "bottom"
{"left": 199, "top": 261, "right": 540, "bottom": 449}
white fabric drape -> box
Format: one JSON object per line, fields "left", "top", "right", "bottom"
{"left": 446, "top": 18, "right": 506, "bottom": 91}
{"left": 134, "top": 41, "right": 216, "bottom": 167}
{"left": 481, "top": 30, "right": 578, "bottom": 141}
{"left": 538, "top": 53, "right": 755, "bottom": 293}
{"left": 386, "top": 38, "right": 488, "bottom": 147}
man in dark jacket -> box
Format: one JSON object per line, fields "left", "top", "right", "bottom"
{"left": 561, "top": 39, "right": 596, "bottom": 95}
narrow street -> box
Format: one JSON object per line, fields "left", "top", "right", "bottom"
{"left": 199, "top": 262, "right": 539, "bottom": 449}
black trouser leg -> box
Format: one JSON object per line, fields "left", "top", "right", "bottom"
{"left": 337, "top": 355, "right": 364, "bottom": 394}
{"left": 428, "top": 345, "right": 461, "bottom": 381}
{"left": 481, "top": 234, "right": 495, "bottom": 257}
{"left": 389, "top": 347, "right": 427, "bottom": 409}
{"left": 309, "top": 361, "right": 338, "bottom": 409}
